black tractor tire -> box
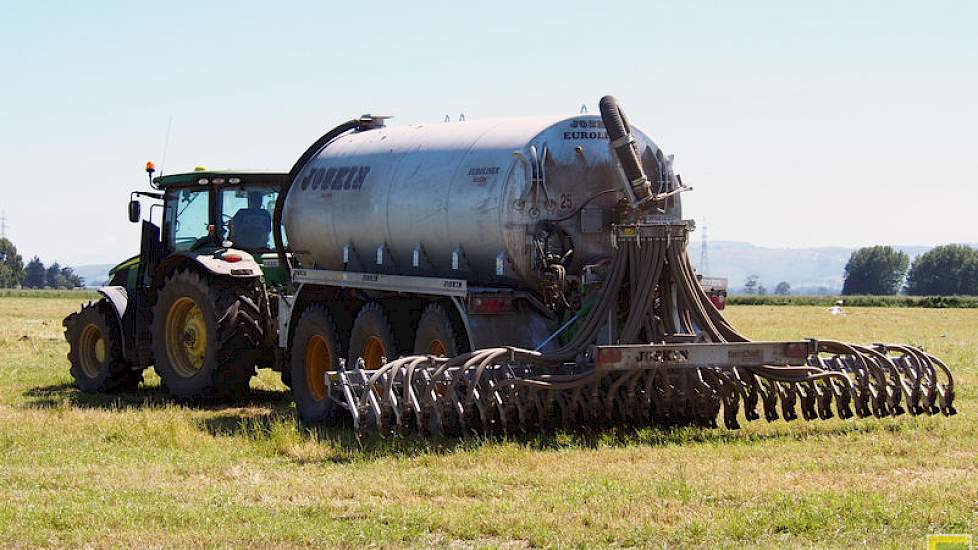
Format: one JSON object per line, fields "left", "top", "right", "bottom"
{"left": 64, "top": 300, "right": 142, "bottom": 392}
{"left": 289, "top": 305, "right": 341, "bottom": 424}
{"left": 151, "top": 269, "right": 262, "bottom": 401}
{"left": 348, "top": 302, "right": 398, "bottom": 370}
{"left": 413, "top": 303, "right": 459, "bottom": 357}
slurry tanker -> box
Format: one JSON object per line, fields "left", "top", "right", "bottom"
{"left": 65, "top": 96, "right": 956, "bottom": 436}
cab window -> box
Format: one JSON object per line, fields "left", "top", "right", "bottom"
{"left": 219, "top": 186, "right": 279, "bottom": 250}
{"left": 165, "top": 188, "right": 210, "bottom": 251}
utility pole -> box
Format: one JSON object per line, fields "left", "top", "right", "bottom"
{"left": 699, "top": 219, "right": 710, "bottom": 276}
{"left": 1, "top": 210, "right": 7, "bottom": 240}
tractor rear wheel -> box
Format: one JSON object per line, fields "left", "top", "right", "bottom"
{"left": 289, "top": 305, "right": 341, "bottom": 424}
{"left": 151, "top": 269, "right": 262, "bottom": 401}
{"left": 64, "top": 300, "right": 142, "bottom": 392}
{"left": 348, "top": 302, "right": 397, "bottom": 370}
{"left": 413, "top": 303, "right": 458, "bottom": 357}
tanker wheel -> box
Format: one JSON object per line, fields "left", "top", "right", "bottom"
{"left": 289, "top": 305, "right": 341, "bottom": 424}
{"left": 413, "top": 303, "right": 458, "bottom": 357}
{"left": 64, "top": 300, "right": 142, "bottom": 393}
{"left": 348, "top": 302, "right": 398, "bottom": 370}
{"left": 151, "top": 269, "right": 262, "bottom": 402}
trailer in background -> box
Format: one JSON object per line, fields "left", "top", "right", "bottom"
{"left": 698, "top": 276, "right": 728, "bottom": 310}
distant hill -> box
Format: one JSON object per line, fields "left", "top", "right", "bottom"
{"left": 73, "top": 264, "right": 115, "bottom": 287}
{"left": 687, "top": 241, "right": 969, "bottom": 294}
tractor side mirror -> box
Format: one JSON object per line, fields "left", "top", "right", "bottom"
{"left": 128, "top": 200, "right": 141, "bottom": 223}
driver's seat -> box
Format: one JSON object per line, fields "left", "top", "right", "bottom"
{"left": 229, "top": 208, "right": 271, "bottom": 249}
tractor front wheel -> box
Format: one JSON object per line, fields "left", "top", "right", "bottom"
{"left": 64, "top": 300, "right": 141, "bottom": 392}
{"left": 151, "top": 269, "right": 262, "bottom": 401}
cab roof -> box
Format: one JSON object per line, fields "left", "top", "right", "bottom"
{"left": 152, "top": 171, "right": 288, "bottom": 188}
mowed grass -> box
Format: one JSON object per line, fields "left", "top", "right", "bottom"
{"left": 0, "top": 297, "right": 975, "bottom": 548}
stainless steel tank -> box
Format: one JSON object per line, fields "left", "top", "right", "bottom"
{"left": 283, "top": 114, "right": 680, "bottom": 289}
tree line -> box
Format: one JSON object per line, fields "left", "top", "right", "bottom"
{"left": 843, "top": 244, "right": 978, "bottom": 296}
{"left": 740, "top": 244, "right": 977, "bottom": 297}
{"left": 742, "top": 275, "right": 792, "bottom": 296}
{"left": 0, "top": 237, "right": 84, "bottom": 289}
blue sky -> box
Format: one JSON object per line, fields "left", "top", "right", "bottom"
{"left": 1, "top": 1, "right": 975, "bottom": 265}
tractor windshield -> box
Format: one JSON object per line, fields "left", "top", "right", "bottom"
{"left": 219, "top": 186, "right": 279, "bottom": 250}
{"left": 165, "top": 188, "right": 210, "bottom": 252}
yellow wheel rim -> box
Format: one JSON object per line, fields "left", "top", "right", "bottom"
{"left": 428, "top": 339, "right": 447, "bottom": 357}
{"left": 78, "top": 323, "right": 106, "bottom": 378}
{"left": 305, "top": 335, "right": 332, "bottom": 401}
{"left": 165, "top": 297, "right": 207, "bottom": 377}
{"left": 361, "top": 335, "right": 387, "bottom": 370}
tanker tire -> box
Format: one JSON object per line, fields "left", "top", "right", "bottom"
{"left": 413, "top": 303, "right": 458, "bottom": 357}
{"left": 289, "top": 305, "right": 341, "bottom": 424}
{"left": 151, "top": 269, "right": 260, "bottom": 402}
{"left": 64, "top": 300, "right": 142, "bottom": 393}
{"left": 348, "top": 302, "right": 398, "bottom": 370}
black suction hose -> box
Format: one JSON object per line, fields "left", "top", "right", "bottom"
{"left": 273, "top": 118, "right": 362, "bottom": 286}
{"left": 599, "top": 95, "right": 653, "bottom": 205}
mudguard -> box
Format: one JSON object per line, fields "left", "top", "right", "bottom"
{"left": 184, "top": 248, "right": 263, "bottom": 278}
{"left": 97, "top": 286, "right": 129, "bottom": 320}
{"left": 152, "top": 248, "right": 263, "bottom": 288}
{"left": 95, "top": 285, "right": 129, "bottom": 357}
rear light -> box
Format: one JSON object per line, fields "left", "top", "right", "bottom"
{"left": 597, "top": 347, "right": 622, "bottom": 364}
{"left": 784, "top": 342, "right": 808, "bottom": 359}
{"left": 223, "top": 254, "right": 242, "bottom": 263}
{"left": 469, "top": 296, "right": 513, "bottom": 314}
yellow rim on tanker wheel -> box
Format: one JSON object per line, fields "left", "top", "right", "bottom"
{"left": 305, "top": 334, "right": 332, "bottom": 401}
{"left": 361, "top": 335, "right": 387, "bottom": 370}
{"left": 165, "top": 297, "right": 207, "bottom": 377}
{"left": 78, "top": 323, "right": 106, "bottom": 378}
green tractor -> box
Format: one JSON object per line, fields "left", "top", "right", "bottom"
{"left": 63, "top": 167, "right": 289, "bottom": 400}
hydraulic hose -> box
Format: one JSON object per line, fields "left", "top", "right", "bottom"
{"left": 599, "top": 95, "right": 653, "bottom": 205}
{"left": 273, "top": 118, "right": 363, "bottom": 285}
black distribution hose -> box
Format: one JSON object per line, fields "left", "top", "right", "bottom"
{"left": 599, "top": 95, "right": 653, "bottom": 204}
{"left": 669, "top": 245, "right": 726, "bottom": 342}
{"left": 621, "top": 243, "right": 665, "bottom": 341}
{"left": 680, "top": 250, "right": 747, "bottom": 342}
{"left": 273, "top": 118, "right": 363, "bottom": 285}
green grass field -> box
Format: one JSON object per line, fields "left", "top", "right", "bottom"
{"left": 0, "top": 296, "right": 975, "bottom": 548}
{"left": 727, "top": 294, "right": 978, "bottom": 308}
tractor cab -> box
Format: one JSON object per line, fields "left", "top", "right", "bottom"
{"left": 143, "top": 170, "right": 286, "bottom": 255}
{"left": 123, "top": 170, "right": 289, "bottom": 289}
